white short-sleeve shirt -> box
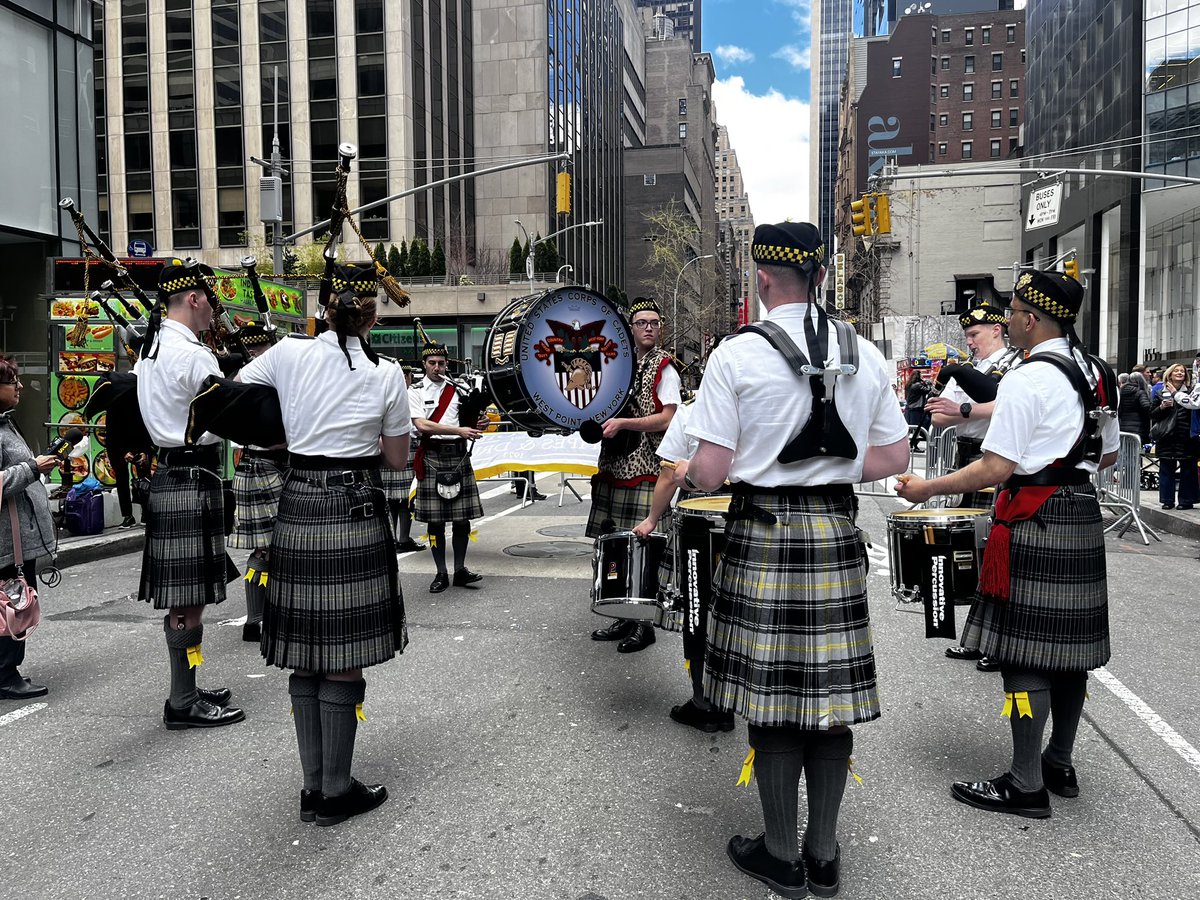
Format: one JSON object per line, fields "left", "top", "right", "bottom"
{"left": 134, "top": 319, "right": 222, "bottom": 447}
{"left": 409, "top": 377, "right": 467, "bottom": 441}
{"left": 941, "top": 345, "right": 1010, "bottom": 441}
{"left": 685, "top": 304, "right": 910, "bottom": 486}
{"left": 239, "top": 333, "right": 409, "bottom": 457}
{"left": 656, "top": 400, "right": 694, "bottom": 462}
{"left": 654, "top": 363, "right": 683, "bottom": 410}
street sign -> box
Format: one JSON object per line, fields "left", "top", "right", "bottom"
{"left": 834, "top": 252, "right": 846, "bottom": 310}
{"left": 127, "top": 239, "right": 153, "bottom": 258}
{"left": 1025, "top": 183, "right": 1062, "bottom": 232}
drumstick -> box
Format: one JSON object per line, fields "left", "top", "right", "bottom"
{"left": 659, "top": 460, "right": 678, "bottom": 470}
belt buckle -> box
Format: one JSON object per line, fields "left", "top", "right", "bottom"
{"left": 329, "top": 471, "right": 357, "bottom": 487}
{"left": 350, "top": 501, "right": 375, "bottom": 519}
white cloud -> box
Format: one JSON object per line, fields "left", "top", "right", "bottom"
{"left": 776, "top": 0, "right": 812, "bottom": 31}
{"left": 713, "top": 76, "right": 810, "bottom": 226}
{"left": 774, "top": 44, "right": 810, "bottom": 71}
{"left": 714, "top": 44, "right": 755, "bottom": 65}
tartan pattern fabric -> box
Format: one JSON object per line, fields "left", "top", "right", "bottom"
{"left": 960, "top": 485, "right": 1109, "bottom": 671}
{"left": 413, "top": 441, "right": 483, "bottom": 522}
{"left": 380, "top": 443, "right": 416, "bottom": 501}
{"left": 585, "top": 477, "right": 656, "bottom": 538}
{"left": 228, "top": 454, "right": 288, "bottom": 550}
{"left": 703, "top": 493, "right": 878, "bottom": 729}
{"left": 138, "top": 463, "right": 229, "bottom": 609}
{"left": 261, "top": 465, "right": 407, "bottom": 672}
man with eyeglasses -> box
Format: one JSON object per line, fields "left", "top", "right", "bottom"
{"left": 588, "top": 297, "right": 680, "bottom": 654}
{"left": 898, "top": 269, "right": 1119, "bottom": 821}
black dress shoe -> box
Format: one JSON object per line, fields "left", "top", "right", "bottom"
{"left": 452, "top": 567, "right": 482, "bottom": 587}
{"left": 670, "top": 698, "right": 736, "bottom": 733}
{"left": 976, "top": 657, "right": 1001, "bottom": 672}
{"left": 530, "top": 490, "right": 549, "bottom": 501}
{"left": 242, "top": 621, "right": 261, "bottom": 643}
{"left": 197, "top": 686, "right": 232, "bottom": 707}
{"left": 430, "top": 572, "right": 450, "bottom": 593}
{"left": 0, "top": 679, "right": 48, "bottom": 700}
{"left": 162, "top": 698, "right": 246, "bottom": 730}
{"left": 119, "top": 515, "right": 137, "bottom": 529}
{"left": 617, "top": 623, "right": 656, "bottom": 653}
{"left": 300, "top": 789, "right": 320, "bottom": 823}
{"left": 950, "top": 772, "right": 1051, "bottom": 818}
{"left": 395, "top": 539, "right": 427, "bottom": 553}
{"left": 726, "top": 833, "right": 808, "bottom": 899}
{"left": 802, "top": 842, "right": 841, "bottom": 898}
{"left": 1041, "top": 759, "right": 1079, "bottom": 798}
{"left": 591, "top": 618, "right": 637, "bottom": 641}
{"left": 315, "top": 779, "right": 388, "bottom": 826}
{"left": 945, "top": 646, "right": 983, "bottom": 661}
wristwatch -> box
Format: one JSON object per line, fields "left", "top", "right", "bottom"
{"left": 683, "top": 472, "right": 701, "bottom": 491}
{"left": 960, "top": 402, "right": 972, "bottom": 419}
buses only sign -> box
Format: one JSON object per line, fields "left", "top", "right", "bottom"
{"left": 1026, "top": 183, "right": 1062, "bottom": 231}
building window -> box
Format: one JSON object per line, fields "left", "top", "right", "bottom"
{"left": 964, "top": 55, "right": 975, "bottom": 73}
{"left": 931, "top": 56, "right": 938, "bottom": 75}
{"left": 941, "top": 56, "right": 950, "bottom": 70}
{"left": 965, "top": 28, "right": 973, "bottom": 46}
{"left": 1010, "top": 107, "right": 1019, "bottom": 126}
{"left": 930, "top": 113, "right": 936, "bottom": 131}
{"left": 930, "top": 142, "right": 936, "bottom": 160}
{"left": 939, "top": 142, "right": 947, "bottom": 156}
{"left": 1020, "top": 49, "right": 1025, "bottom": 63}
{"left": 940, "top": 85, "right": 949, "bottom": 98}
{"left": 962, "top": 141, "right": 973, "bottom": 160}
{"left": 1010, "top": 79, "right": 1019, "bottom": 98}
{"left": 963, "top": 83, "right": 974, "bottom": 101}
{"left": 982, "top": 27, "right": 991, "bottom": 45}
{"left": 939, "top": 113, "right": 948, "bottom": 126}
{"left": 679, "top": 123, "right": 687, "bottom": 139}
{"left": 963, "top": 112, "right": 973, "bottom": 131}
{"left": 1009, "top": 136, "right": 1019, "bottom": 153}
{"left": 941, "top": 29, "right": 950, "bottom": 43}
{"left": 990, "top": 139, "right": 1001, "bottom": 158}
{"left": 644, "top": 174, "right": 656, "bottom": 186}
{"left": 992, "top": 52, "right": 1003, "bottom": 71}
{"left": 991, "top": 110, "right": 1002, "bottom": 128}
{"left": 1007, "top": 24, "right": 1016, "bottom": 43}
{"left": 892, "top": 57, "right": 902, "bottom": 77}
{"left": 931, "top": 28, "right": 937, "bottom": 46}
{"left": 992, "top": 80, "right": 1002, "bottom": 99}
{"left": 678, "top": 98, "right": 687, "bottom": 116}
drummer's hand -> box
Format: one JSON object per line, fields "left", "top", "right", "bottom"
{"left": 632, "top": 517, "right": 656, "bottom": 539}
{"left": 894, "top": 473, "right": 934, "bottom": 503}
{"left": 925, "top": 396, "right": 958, "bottom": 417}
{"left": 671, "top": 459, "right": 690, "bottom": 489}
{"left": 601, "top": 417, "right": 625, "bottom": 439}
{"left": 458, "top": 425, "right": 483, "bottom": 440}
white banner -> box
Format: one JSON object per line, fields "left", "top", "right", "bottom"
{"left": 470, "top": 430, "right": 599, "bottom": 480}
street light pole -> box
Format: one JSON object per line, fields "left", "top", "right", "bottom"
{"left": 515, "top": 219, "right": 603, "bottom": 293}
{"left": 556, "top": 264, "right": 573, "bottom": 283}
{"left": 672, "top": 253, "right": 715, "bottom": 357}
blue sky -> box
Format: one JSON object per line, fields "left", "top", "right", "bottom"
{"left": 700, "top": 0, "right": 814, "bottom": 224}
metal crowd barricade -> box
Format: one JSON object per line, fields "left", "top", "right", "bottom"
{"left": 855, "top": 424, "right": 946, "bottom": 500}
{"left": 1093, "top": 431, "right": 1160, "bottom": 545}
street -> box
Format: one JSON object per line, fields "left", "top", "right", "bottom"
{"left": 3, "top": 475, "right": 1199, "bottom": 900}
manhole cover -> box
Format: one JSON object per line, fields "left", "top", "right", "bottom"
{"left": 503, "top": 541, "right": 593, "bottom": 559}
{"left": 537, "top": 524, "right": 589, "bottom": 538}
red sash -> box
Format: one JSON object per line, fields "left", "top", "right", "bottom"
{"left": 413, "top": 383, "right": 456, "bottom": 481}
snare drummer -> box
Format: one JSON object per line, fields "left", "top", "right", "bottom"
{"left": 588, "top": 298, "right": 680, "bottom": 654}
{"left": 897, "top": 270, "right": 1119, "bottom": 820}
{"left": 674, "top": 222, "right": 909, "bottom": 899}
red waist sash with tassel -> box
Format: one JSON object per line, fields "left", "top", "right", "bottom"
{"left": 977, "top": 484, "right": 1057, "bottom": 602}
{"left": 413, "top": 383, "right": 456, "bottom": 481}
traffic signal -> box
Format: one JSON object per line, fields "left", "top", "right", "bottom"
{"left": 873, "top": 192, "right": 892, "bottom": 235}
{"left": 556, "top": 172, "right": 572, "bottom": 214}
{"left": 1064, "top": 257, "right": 1079, "bottom": 280}
{"left": 850, "top": 195, "right": 871, "bottom": 237}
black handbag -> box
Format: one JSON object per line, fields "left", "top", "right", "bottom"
{"left": 1151, "top": 405, "right": 1179, "bottom": 444}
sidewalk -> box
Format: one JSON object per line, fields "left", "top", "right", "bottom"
{"left": 54, "top": 524, "right": 144, "bottom": 569}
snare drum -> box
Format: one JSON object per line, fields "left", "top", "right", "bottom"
{"left": 886, "top": 508, "right": 991, "bottom": 639}
{"left": 670, "top": 495, "right": 731, "bottom": 651}
{"left": 485, "top": 287, "right": 636, "bottom": 435}
{"left": 591, "top": 531, "right": 675, "bottom": 628}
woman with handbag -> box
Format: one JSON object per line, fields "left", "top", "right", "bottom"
{"left": 1150, "top": 363, "right": 1199, "bottom": 510}
{"left": 0, "top": 356, "right": 59, "bottom": 699}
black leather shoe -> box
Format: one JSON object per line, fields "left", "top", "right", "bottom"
{"left": 452, "top": 568, "right": 482, "bottom": 587}
{"left": 726, "top": 833, "right": 808, "bottom": 899}
{"left": 976, "top": 657, "right": 1001, "bottom": 672}
{"left": 670, "top": 699, "right": 736, "bottom": 733}
{"left": 300, "top": 789, "right": 320, "bottom": 823}
{"left": 197, "top": 686, "right": 232, "bottom": 707}
{"left": 242, "top": 621, "right": 261, "bottom": 643}
{"left": 617, "top": 623, "right": 657, "bottom": 653}
{"left": 1041, "top": 759, "right": 1079, "bottom": 798}
{"left": 591, "top": 618, "right": 636, "bottom": 641}
{"left": 530, "top": 490, "right": 549, "bottom": 501}
{"left": 396, "top": 539, "right": 427, "bottom": 553}
{"left": 802, "top": 842, "right": 841, "bottom": 898}
{"left": 0, "top": 679, "right": 48, "bottom": 700}
{"left": 950, "top": 772, "right": 1051, "bottom": 818}
{"left": 315, "top": 779, "right": 388, "bottom": 826}
{"left": 945, "top": 646, "right": 983, "bottom": 661}
{"left": 162, "top": 698, "right": 246, "bottom": 730}
{"left": 430, "top": 573, "right": 450, "bottom": 593}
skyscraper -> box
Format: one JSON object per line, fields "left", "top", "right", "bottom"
{"left": 810, "top": 0, "right": 854, "bottom": 254}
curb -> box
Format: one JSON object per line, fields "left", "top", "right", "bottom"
{"left": 54, "top": 530, "right": 145, "bottom": 570}
{"left": 1133, "top": 506, "right": 1200, "bottom": 542}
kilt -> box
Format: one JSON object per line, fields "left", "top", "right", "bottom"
{"left": 413, "top": 440, "right": 483, "bottom": 523}
{"left": 586, "top": 477, "right": 656, "bottom": 538}
{"left": 961, "top": 484, "right": 1109, "bottom": 672}
{"left": 704, "top": 491, "right": 878, "bottom": 729}
{"left": 228, "top": 451, "right": 288, "bottom": 550}
{"left": 139, "top": 459, "right": 230, "bottom": 609}
{"left": 262, "top": 463, "right": 407, "bottom": 673}
{"left": 380, "top": 454, "right": 414, "bottom": 502}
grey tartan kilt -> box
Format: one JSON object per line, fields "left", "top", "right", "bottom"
{"left": 380, "top": 458, "right": 414, "bottom": 502}
{"left": 139, "top": 463, "right": 231, "bottom": 609}
{"left": 414, "top": 441, "right": 483, "bottom": 523}
{"left": 586, "top": 477, "right": 656, "bottom": 538}
{"left": 703, "top": 492, "right": 878, "bottom": 729}
{"left": 961, "top": 484, "right": 1110, "bottom": 672}
{"left": 261, "top": 466, "right": 407, "bottom": 673}
{"left": 228, "top": 454, "right": 288, "bottom": 550}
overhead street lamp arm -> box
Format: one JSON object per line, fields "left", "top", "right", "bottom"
{"left": 515, "top": 219, "right": 603, "bottom": 291}
{"left": 671, "top": 253, "right": 716, "bottom": 356}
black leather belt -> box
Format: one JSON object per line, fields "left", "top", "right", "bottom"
{"left": 1005, "top": 468, "right": 1092, "bottom": 489}
{"left": 159, "top": 446, "right": 221, "bottom": 468}
{"left": 956, "top": 437, "right": 984, "bottom": 451}
{"left": 427, "top": 438, "right": 467, "bottom": 452}
{"left": 242, "top": 448, "right": 290, "bottom": 465}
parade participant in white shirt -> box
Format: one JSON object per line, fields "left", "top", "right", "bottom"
{"left": 674, "top": 222, "right": 910, "bottom": 899}
{"left": 897, "top": 270, "right": 1119, "bottom": 820}
{"left": 380, "top": 362, "right": 425, "bottom": 553}
{"left": 239, "top": 263, "right": 409, "bottom": 827}
{"left": 409, "top": 342, "right": 489, "bottom": 594}
{"left": 135, "top": 260, "right": 244, "bottom": 731}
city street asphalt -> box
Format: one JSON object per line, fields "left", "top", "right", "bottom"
{"left": 3, "top": 473, "right": 1199, "bottom": 899}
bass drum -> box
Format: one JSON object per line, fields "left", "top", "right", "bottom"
{"left": 484, "top": 287, "right": 636, "bottom": 435}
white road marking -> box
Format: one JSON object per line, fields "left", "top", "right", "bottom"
{"left": 1093, "top": 666, "right": 1200, "bottom": 776}
{"left": 0, "top": 702, "right": 47, "bottom": 727}
{"left": 217, "top": 615, "right": 248, "bottom": 627}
